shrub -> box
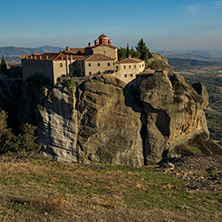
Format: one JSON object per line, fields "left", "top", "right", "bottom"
{"left": 173, "top": 82, "right": 187, "bottom": 95}
{"left": 26, "top": 73, "right": 50, "bottom": 88}
{"left": 0, "top": 110, "right": 40, "bottom": 155}
{"left": 59, "top": 76, "right": 76, "bottom": 87}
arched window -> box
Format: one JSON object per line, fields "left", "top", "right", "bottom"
{"left": 60, "top": 63, "right": 63, "bottom": 67}
{"left": 98, "top": 63, "right": 100, "bottom": 67}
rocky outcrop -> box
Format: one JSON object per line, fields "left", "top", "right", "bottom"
{"left": 19, "top": 72, "right": 222, "bottom": 165}
{"left": 147, "top": 53, "right": 174, "bottom": 75}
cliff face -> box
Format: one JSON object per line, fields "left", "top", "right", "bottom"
{"left": 19, "top": 72, "right": 222, "bottom": 165}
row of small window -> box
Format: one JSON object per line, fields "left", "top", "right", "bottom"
{"left": 73, "top": 62, "right": 112, "bottom": 67}
{"left": 124, "top": 74, "right": 134, "bottom": 77}
{"left": 88, "top": 62, "right": 111, "bottom": 67}
{"left": 123, "top": 64, "right": 144, "bottom": 69}
{"left": 23, "top": 61, "right": 51, "bottom": 67}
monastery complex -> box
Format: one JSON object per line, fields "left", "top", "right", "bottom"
{"left": 22, "top": 34, "right": 146, "bottom": 84}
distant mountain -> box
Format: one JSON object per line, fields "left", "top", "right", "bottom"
{"left": 0, "top": 46, "right": 63, "bottom": 63}
{"left": 168, "top": 58, "right": 220, "bottom": 70}
{"left": 156, "top": 50, "right": 222, "bottom": 62}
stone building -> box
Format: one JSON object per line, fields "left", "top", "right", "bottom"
{"left": 22, "top": 34, "right": 145, "bottom": 84}
{"left": 114, "top": 56, "right": 145, "bottom": 83}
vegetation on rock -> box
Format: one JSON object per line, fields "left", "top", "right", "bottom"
{"left": 0, "top": 55, "right": 8, "bottom": 75}
{"left": 0, "top": 109, "right": 40, "bottom": 155}
{"left": 26, "top": 73, "right": 50, "bottom": 88}
{"left": 118, "top": 39, "right": 152, "bottom": 61}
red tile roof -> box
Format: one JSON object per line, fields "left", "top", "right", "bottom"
{"left": 79, "top": 53, "right": 115, "bottom": 61}
{"left": 22, "top": 52, "right": 84, "bottom": 61}
{"left": 115, "top": 57, "right": 145, "bottom": 64}
{"left": 63, "top": 48, "right": 85, "bottom": 54}
{"left": 99, "top": 34, "right": 108, "bottom": 38}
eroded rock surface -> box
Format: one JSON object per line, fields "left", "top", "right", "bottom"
{"left": 19, "top": 72, "right": 222, "bottom": 165}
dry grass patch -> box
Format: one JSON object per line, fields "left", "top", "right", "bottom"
{"left": 0, "top": 154, "right": 221, "bottom": 221}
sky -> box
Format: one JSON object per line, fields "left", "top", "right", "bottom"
{"left": 1, "top": 0, "right": 222, "bottom": 51}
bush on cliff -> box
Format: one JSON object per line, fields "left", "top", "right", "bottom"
{"left": 26, "top": 73, "right": 50, "bottom": 88}
{"left": 0, "top": 109, "right": 40, "bottom": 155}
{"left": 0, "top": 55, "right": 8, "bottom": 75}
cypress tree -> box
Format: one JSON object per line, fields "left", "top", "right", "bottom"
{"left": 1, "top": 55, "right": 8, "bottom": 75}
{"left": 136, "top": 38, "right": 152, "bottom": 61}
{"left": 126, "top": 43, "right": 129, "bottom": 58}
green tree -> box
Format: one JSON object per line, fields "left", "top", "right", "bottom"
{"left": 126, "top": 43, "right": 129, "bottom": 58}
{"left": 118, "top": 47, "right": 127, "bottom": 60}
{"left": 1, "top": 55, "right": 8, "bottom": 75}
{"left": 0, "top": 110, "right": 40, "bottom": 154}
{"left": 129, "top": 47, "right": 141, "bottom": 59}
{"left": 136, "top": 38, "right": 152, "bottom": 61}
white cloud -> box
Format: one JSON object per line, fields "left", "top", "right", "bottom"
{"left": 188, "top": 4, "right": 202, "bottom": 12}
{"left": 214, "top": 1, "right": 222, "bottom": 7}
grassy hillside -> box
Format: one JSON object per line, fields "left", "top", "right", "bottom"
{"left": 0, "top": 154, "right": 221, "bottom": 221}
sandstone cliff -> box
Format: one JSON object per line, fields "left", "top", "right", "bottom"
{"left": 19, "top": 71, "right": 222, "bottom": 165}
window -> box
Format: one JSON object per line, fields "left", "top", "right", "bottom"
{"left": 88, "top": 63, "right": 91, "bottom": 67}
{"left": 124, "top": 65, "right": 126, "bottom": 69}
{"left": 89, "top": 71, "right": 92, "bottom": 75}
{"left": 124, "top": 74, "right": 127, "bottom": 77}
{"left": 139, "top": 64, "right": 141, "bottom": 68}
{"left": 134, "top": 65, "right": 136, "bottom": 68}
{"left": 98, "top": 63, "right": 100, "bottom": 67}
{"left": 130, "top": 74, "right": 133, "bottom": 77}
{"left": 60, "top": 63, "right": 63, "bottom": 67}
{"left": 108, "top": 63, "right": 110, "bottom": 66}
{"left": 116, "top": 66, "right": 118, "bottom": 70}
{"left": 129, "top": 65, "right": 131, "bottom": 69}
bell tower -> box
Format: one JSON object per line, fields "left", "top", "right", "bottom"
{"left": 98, "top": 34, "right": 109, "bottom": 45}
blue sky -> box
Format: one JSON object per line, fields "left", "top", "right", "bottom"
{"left": 1, "top": 0, "right": 222, "bottom": 51}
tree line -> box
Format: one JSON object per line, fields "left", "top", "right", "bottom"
{"left": 118, "top": 38, "right": 152, "bottom": 62}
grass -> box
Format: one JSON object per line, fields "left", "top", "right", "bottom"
{"left": 0, "top": 154, "right": 221, "bottom": 221}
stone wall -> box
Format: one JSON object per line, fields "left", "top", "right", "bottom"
{"left": 84, "top": 60, "right": 115, "bottom": 76}
{"left": 92, "top": 46, "right": 117, "bottom": 61}
{"left": 52, "top": 60, "right": 75, "bottom": 83}
{"left": 22, "top": 59, "right": 77, "bottom": 85}
{"left": 22, "top": 59, "right": 54, "bottom": 84}
{"left": 114, "top": 61, "right": 145, "bottom": 83}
